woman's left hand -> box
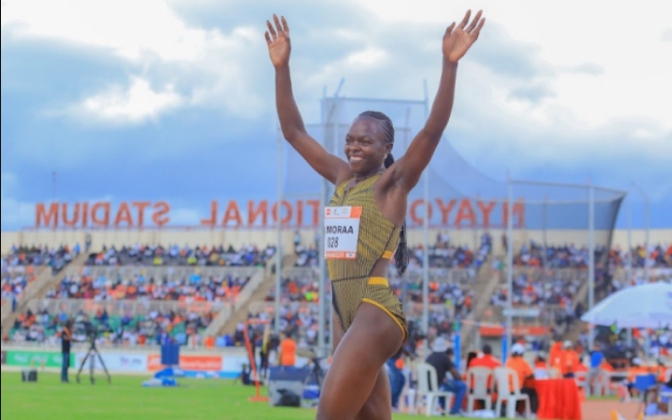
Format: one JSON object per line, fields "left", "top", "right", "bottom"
{"left": 442, "top": 10, "right": 485, "bottom": 63}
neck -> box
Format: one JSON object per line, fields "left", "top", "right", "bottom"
{"left": 353, "top": 166, "right": 385, "bottom": 183}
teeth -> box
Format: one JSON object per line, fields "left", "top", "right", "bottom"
{"left": 350, "top": 157, "right": 362, "bottom": 162}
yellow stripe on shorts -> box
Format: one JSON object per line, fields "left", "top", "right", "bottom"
{"left": 367, "top": 277, "right": 389, "bottom": 287}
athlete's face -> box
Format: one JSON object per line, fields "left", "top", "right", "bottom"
{"left": 344, "top": 117, "right": 391, "bottom": 176}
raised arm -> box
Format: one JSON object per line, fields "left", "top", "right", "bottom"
{"left": 265, "top": 15, "right": 349, "bottom": 185}
{"left": 390, "top": 10, "right": 485, "bottom": 191}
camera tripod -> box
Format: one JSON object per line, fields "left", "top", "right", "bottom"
{"left": 304, "top": 357, "right": 326, "bottom": 392}
{"left": 76, "top": 338, "right": 111, "bottom": 385}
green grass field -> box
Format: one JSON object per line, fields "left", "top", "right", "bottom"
{"left": 1, "top": 372, "right": 468, "bottom": 420}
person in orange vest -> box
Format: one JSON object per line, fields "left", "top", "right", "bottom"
{"left": 549, "top": 340, "right": 563, "bottom": 372}
{"left": 470, "top": 344, "right": 501, "bottom": 370}
{"left": 533, "top": 355, "right": 549, "bottom": 379}
{"left": 506, "top": 344, "right": 538, "bottom": 415}
{"left": 277, "top": 332, "right": 297, "bottom": 367}
{"left": 468, "top": 344, "right": 500, "bottom": 409}
{"left": 560, "top": 340, "right": 581, "bottom": 378}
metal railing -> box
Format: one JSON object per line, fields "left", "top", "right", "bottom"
{"left": 26, "top": 298, "right": 228, "bottom": 316}
{"left": 63, "top": 265, "right": 263, "bottom": 281}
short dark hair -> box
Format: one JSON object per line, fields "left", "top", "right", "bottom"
{"left": 483, "top": 344, "right": 492, "bottom": 355}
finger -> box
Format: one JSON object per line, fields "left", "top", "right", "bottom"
{"left": 472, "top": 18, "right": 486, "bottom": 37}
{"left": 273, "top": 14, "right": 284, "bottom": 35}
{"left": 444, "top": 22, "right": 456, "bottom": 37}
{"left": 458, "top": 10, "right": 471, "bottom": 29}
{"left": 281, "top": 16, "right": 290, "bottom": 36}
{"left": 466, "top": 10, "right": 482, "bottom": 32}
{"left": 264, "top": 31, "right": 272, "bottom": 45}
{"left": 266, "top": 20, "right": 277, "bottom": 39}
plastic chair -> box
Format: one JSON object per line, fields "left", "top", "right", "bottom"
{"left": 400, "top": 368, "right": 417, "bottom": 414}
{"left": 593, "top": 369, "right": 614, "bottom": 396}
{"left": 633, "top": 374, "right": 657, "bottom": 417}
{"left": 416, "top": 362, "right": 454, "bottom": 417}
{"left": 466, "top": 367, "right": 494, "bottom": 415}
{"left": 574, "top": 371, "right": 588, "bottom": 396}
{"left": 661, "top": 390, "right": 672, "bottom": 415}
{"left": 493, "top": 367, "right": 531, "bottom": 419}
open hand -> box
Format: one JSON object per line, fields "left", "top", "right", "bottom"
{"left": 443, "top": 10, "right": 485, "bottom": 63}
{"left": 265, "top": 14, "right": 291, "bottom": 68}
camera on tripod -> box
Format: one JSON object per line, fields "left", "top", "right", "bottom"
{"left": 76, "top": 321, "right": 100, "bottom": 343}
{"left": 74, "top": 320, "right": 111, "bottom": 385}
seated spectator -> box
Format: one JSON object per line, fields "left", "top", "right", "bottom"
{"left": 425, "top": 336, "right": 466, "bottom": 415}
{"left": 506, "top": 344, "right": 538, "bottom": 415}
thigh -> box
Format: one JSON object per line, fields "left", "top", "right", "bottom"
{"left": 332, "top": 311, "right": 345, "bottom": 352}
{"left": 316, "top": 303, "right": 403, "bottom": 420}
{"left": 354, "top": 368, "right": 392, "bottom": 420}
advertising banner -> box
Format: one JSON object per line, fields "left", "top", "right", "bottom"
{"left": 222, "top": 355, "right": 248, "bottom": 374}
{"left": 147, "top": 354, "right": 222, "bottom": 372}
{"left": 5, "top": 350, "right": 74, "bottom": 368}
{"left": 74, "top": 353, "right": 148, "bottom": 372}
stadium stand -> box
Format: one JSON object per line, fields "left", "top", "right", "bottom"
{"left": 247, "top": 301, "right": 326, "bottom": 350}
{"left": 514, "top": 241, "right": 610, "bottom": 268}
{"left": 85, "top": 244, "right": 276, "bottom": 267}
{"left": 400, "top": 232, "right": 492, "bottom": 271}
{"left": 45, "top": 267, "right": 252, "bottom": 303}
{"left": 3, "top": 244, "right": 76, "bottom": 272}
{"left": 6, "top": 305, "right": 216, "bottom": 347}
{"left": 1, "top": 245, "right": 76, "bottom": 306}
{"left": 610, "top": 243, "right": 672, "bottom": 268}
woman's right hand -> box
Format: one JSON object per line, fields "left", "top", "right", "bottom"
{"left": 265, "top": 14, "right": 291, "bottom": 68}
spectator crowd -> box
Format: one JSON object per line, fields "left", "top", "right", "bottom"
{"left": 6, "top": 307, "right": 215, "bottom": 348}
{"left": 46, "top": 270, "right": 251, "bottom": 303}
{"left": 86, "top": 243, "right": 275, "bottom": 268}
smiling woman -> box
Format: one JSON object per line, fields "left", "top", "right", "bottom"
{"left": 265, "top": 10, "right": 485, "bottom": 420}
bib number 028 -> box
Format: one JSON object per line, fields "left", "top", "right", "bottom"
{"left": 324, "top": 206, "right": 362, "bottom": 260}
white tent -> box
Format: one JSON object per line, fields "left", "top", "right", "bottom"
{"left": 580, "top": 282, "right": 672, "bottom": 329}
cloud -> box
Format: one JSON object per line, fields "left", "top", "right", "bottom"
{"left": 509, "top": 83, "right": 556, "bottom": 104}
{"left": 663, "top": 28, "right": 672, "bottom": 43}
{"left": 2, "top": 0, "right": 271, "bottom": 123}
{"left": 51, "top": 77, "right": 184, "bottom": 125}
{"left": 1, "top": 0, "right": 671, "bottom": 230}
{"left": 564, "top": 63, "right": 604, "bottom": 76}
{"left": 1, "top": 0, "right": 227, "bottom": 62}
{"left": 1, "top": 172, "right": 35, "bottom": 229}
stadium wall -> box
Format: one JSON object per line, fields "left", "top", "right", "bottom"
{"left": 0, "top": 345, "right": 303, "bottom": 378}
{"left": 1, "top": 228, "right": 669, "bottom": 256}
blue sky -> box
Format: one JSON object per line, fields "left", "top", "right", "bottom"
{"left": 1, "top": 0, "right": 671, "bottom": 231}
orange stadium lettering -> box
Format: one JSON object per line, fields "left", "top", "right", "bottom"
{"left": 35, "top": 201, "right": 171, "bottom": 228}
{"left": 33, "top": 198, "right": 525, "bottom": 228}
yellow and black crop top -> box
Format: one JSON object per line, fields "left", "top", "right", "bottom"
{"left": 326, "top": 173, "right": 400, "bottom": 281}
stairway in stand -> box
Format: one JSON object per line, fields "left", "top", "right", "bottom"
{"left": 214, "top": 253, "right": 298, "bottom": 337}
{"left": 460, "top": 255, "right": 502, "bottom": 353}
{"left": 1, "top": 252, "right": 89, "bottom": 336}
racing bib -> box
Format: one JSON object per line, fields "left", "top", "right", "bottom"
{"left": 324, "top": 206, "right": 362, "bottom": 260}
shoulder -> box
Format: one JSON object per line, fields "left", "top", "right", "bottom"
{"left": 374, "top": 165, "right": 399, "bottom": 191}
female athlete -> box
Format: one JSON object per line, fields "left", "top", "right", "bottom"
{"left": 265, "top": 10, "right": 485, "bottom": 419}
